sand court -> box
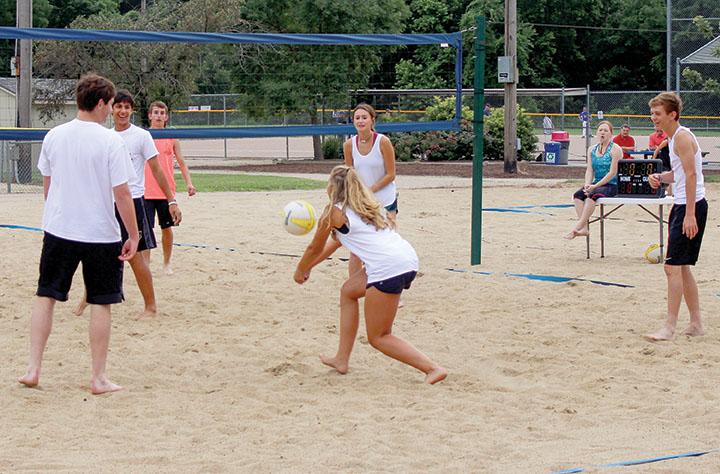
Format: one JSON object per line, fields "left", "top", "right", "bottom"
{"left": 1, "top": 178, "right": 719, "bottom": 472}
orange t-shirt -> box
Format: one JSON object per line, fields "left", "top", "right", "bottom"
{"left": 144, "top": 138, "right": 176, "bottom": 199}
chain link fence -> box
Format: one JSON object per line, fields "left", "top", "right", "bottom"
{"left": 0, "top": 140, "right": 43, "bottom": 193}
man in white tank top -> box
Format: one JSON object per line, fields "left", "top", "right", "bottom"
{"left": 645, "top": 92, "right": 708, "bottom": 342}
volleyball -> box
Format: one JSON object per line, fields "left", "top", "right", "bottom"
{"left": 644, "top": 243, "right": 663, "bottom": 264}
{"left": 283, "top": 200, "right": 316, "bottom": 236}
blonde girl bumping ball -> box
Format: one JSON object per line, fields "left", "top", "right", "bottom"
{"left": 294, "top": 165, "right": 446, "bottom": 384}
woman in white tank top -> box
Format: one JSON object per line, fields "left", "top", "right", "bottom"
{"left": 343, "top": 104, "right": 399, "bottom": 279}
{"left": 293, "top": 165, "right": 446, "bottom": 384}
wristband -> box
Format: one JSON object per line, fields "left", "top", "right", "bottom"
{"left": 168, "top": 200, "right": 177, "bottom": 206}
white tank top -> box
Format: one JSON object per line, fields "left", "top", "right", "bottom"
{"left": 351, "top": 133, "right": 397, "bottom": 207}
{"left": 669, "top": 125, "right": 705, "bottom": 204}
{"left": 334, "top": 205, "right": 418, "bottom": 283}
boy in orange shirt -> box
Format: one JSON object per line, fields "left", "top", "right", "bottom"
{"left": 144, "top": 101, "right": 196, "bottom": 275}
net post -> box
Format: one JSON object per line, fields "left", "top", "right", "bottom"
{"left": 471, "top": 16, "right": 486, "bottom": 266}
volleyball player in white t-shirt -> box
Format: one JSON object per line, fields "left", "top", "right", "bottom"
{"left": 74, "top": 90, "right": 182, "bottom": 319}
{"left": 18, "top": 74, "right": 138, "bottom": 395}
{"left": 645, "top": 92, "right": 708, "bottom": 342}
{"left": 293, "top": 165, "right": 446, "bottom": 384}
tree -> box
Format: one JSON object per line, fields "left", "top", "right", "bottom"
{"left": 0, "top": 0, "right": 52, "bottom": 76}
{"left": 33, "top": 0, "right": 254, "bottom": 125}
{"left": 237, "top": 0, "right": 410, "bottom": 160}
{"left": 47, "top": 0, "right": 120, "bottom": 28}
{"left": 680, "top": 17, "right": 720, "bottom": 95}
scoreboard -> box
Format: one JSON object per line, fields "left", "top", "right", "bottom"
{"left": 617, "top": 159, "right": 664, "bottom": 198}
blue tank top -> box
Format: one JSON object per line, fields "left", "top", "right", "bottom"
{"left": 591, "top": 143, "right": 617, "bottom": 185}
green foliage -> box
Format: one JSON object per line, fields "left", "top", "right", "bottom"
{"left": 33, "top": 0, "right": 251, "bottom": 125}
{"left": 484, "top": 106, "right": 538, "bottom": 161}
{"left": 0, "top": 0, "right": 51, "bottom": 76}
{"left": 390, "top": 119, "right": 473, "bottom": 162}
{"left": 175, "top": 173, "right": 326, "bottom": 192}
{"left": 424, "top": 96, "right": 473, "bottom": 121}
{"left": 459, "top": 0, "right": 666, "bottom": 90}
{"left": 321, "top": 136, "right": 344, "bottom": 161}
{"left": 47, "top": 0, "right": 119, "bottom": 28}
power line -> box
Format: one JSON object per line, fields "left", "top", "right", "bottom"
{"left": 489, "top": 20, "right": 668, "bottom": 34}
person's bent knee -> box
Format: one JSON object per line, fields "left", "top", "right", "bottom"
{"left": 663, "top": 264, "right": 682, "bottom": 277}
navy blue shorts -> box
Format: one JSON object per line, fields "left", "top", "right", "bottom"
{"left": 573, "top": 184, "right": 617, "bottom": 202}
{"left": 665, "top": 198, "right": 708, "bottom": 266}
{"left": 385, "top": 196, "right": 399, "bottom": 214}
{"left": 366, "top": 271, "right": 417, "bottom": 294}
{"left": 117, "top": 197, "right": 156, "bottom": 252}
{"left": 37, "top": 232, "right": 124, "bottom": 304}
{"left": 144, "top": 198, "right": 175, "bottom": 230}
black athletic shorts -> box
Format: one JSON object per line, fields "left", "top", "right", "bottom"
{"left": 117, "top": 197, "right": 156, "bottom": 251}
{"left": 665, "top": 198, "right": 708, "bottom": 266}
{"left": 144, "top": 198, "right": 175, "bottom": 229}
{"left": 36, "top": 232, "right": 124, "bottom": 304}
{"left": 366, "top": 271, "right": 417, "bottom": 294}
{"left": 573, "top": 184, "right": 618, "bottom": 202}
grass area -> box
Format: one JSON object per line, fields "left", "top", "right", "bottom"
{"left": 704, "top": 175, "right": 720, "bottom": 183}
{"left": 175, "top": 172, "right": 326, "bottom": 192}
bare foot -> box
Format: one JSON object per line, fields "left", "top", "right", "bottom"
{"left": 644, "top": 326, "right": 675, "bottom": 342}
{"left": 682, "top": 324, "right": 705, "bottom": 337}
{"left": 73, "top": 300, "right": 88, "bottom": 317}
{"left": 18, "top": 369, "right": 40, "bottom": 387}
{"left": 319, "top": 355, "right": 348, "bottom": 374}
{"left": 563, "top": 230, "right": 577, "bottom": 240}
{"left": 135, "top": 306, "right": 157, "bottom": 320}
{"left": 163, "top": 264, "right": 174, "bottom": 275}
{"left": 91, "top": 376, "right": 123, "bottom": 395}
{"left": 574, "top": 227, "right": 589, "bottom": 237}
{"left": 424, "top": 366, "right": 448, "bottom": 385}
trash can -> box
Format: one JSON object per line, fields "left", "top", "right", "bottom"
{"left": 544, "top": 141, "right": 561, "bottom": 165}
{"left": 551, "top": 131, "right": 570, "bottom": 165}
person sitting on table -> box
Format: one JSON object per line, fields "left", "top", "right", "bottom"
{"left": 612, "top": 124, "right": 635, "bottom": 159}
{"left": 648, "top": 124, "right": 667, "bottom": 151}
{"left": 565, "top": 121, "right": 623, "bottom": 240}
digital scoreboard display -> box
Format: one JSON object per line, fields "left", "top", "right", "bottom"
{"left": 617, "top": 159, "right": 664, "bottom": 198}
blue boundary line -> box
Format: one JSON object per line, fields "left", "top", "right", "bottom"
{"left": 551, "top": 449, "right": 717, "bottom": 473}
{"left": 447, "top": 268, "right": 634, "bottom": 289}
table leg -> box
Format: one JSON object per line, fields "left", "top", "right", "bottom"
{"left": 600, "top": 204, "right": 605, "bottom": 258}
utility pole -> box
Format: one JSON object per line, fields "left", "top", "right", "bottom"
{"left": 503, "top": 0, "right": 517, "bottom": 174}
{"left": 16, "top": 0, "right": 31, "bottom": 130}
{"left": 16, "top": 0, "right": 32, "bottom": 183}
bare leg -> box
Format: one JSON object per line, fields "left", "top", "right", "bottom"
{"left": 161, "top": 227, "right": 173, "bottom": 275}
{"left": 320, "top": 269, "right": 366, "bottom": 374}
{"left": 18, "top": 297, "right": 56, "bottom": 387}
{"left": 565, "top": 198, "right": 594, "bottom": 239}
{"left": 645, "top": 265, "right": 684, "bottom": 341}
{"left": 73, "top": 291, "right": 88, "bottom": 316}
{"left": 128, "top": 252, "right": 157, "bottom": 318}
{"left": 680, "top": 266, "right": 704, "bottom": 336}
{"left": 364, "top": 287, "right": 446, "bottom": 384}
{"left": 89, "top": 304, "right": 122, "bottom": 394}
{"left": 348, "top": 253, "right": 362, "bottom": 278}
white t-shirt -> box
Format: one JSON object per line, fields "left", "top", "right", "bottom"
{"left": 115, "top": 123, "right": 159, "bottom": 198}
{"left": 351, "top": 133, "right": 397, "bottom": 207}
{"left": 669, "top": 125, "right": 705, "bottom": 205}
{"left": 334, "top": 205, "right": 418, "bottom": 283}
{"left": 38, "top": 118, "right": 134, "bottom": 243}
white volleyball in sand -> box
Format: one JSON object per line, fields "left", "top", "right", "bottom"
{"left": 644, "top": 243, "right": 662, "bottom": 264}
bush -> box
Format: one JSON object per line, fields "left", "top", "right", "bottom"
{"left": 389, "top": 119, "right": 474, "bottom": 162}
{"left": 321, "top": 136, "right": 344, "bottom": 160}
{"left": 424, "top": 96, "right": 473, "bottom": 121}
{"left": 484, "top": 106, "right": 538, "bottom": 161}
